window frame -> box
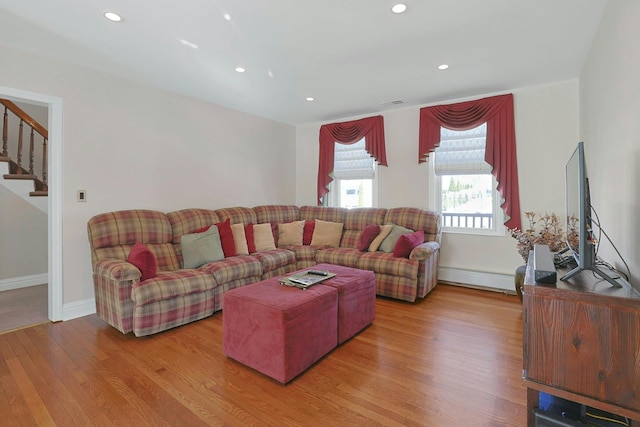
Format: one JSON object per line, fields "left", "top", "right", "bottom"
{"left": 429, "top": 124, "right": 505, "bottom": 236}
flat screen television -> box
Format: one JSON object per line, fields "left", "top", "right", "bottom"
{"left": 560, "top": 141, "right": 621, "bottom": 287}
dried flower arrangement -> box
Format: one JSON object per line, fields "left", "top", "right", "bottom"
{"left": 509, "top": 212, "right": 578, "bottom": 262}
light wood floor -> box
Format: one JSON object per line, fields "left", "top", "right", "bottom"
{"left": 0, "top": 284, "right": 526, "bottom": 426}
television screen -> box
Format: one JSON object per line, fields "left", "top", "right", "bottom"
{"left": 560, "top": 142, "right": 621, "bottom": 288}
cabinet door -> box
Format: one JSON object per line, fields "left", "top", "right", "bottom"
{"left": 523, "top": 293, "right": 640, "bottom": 411}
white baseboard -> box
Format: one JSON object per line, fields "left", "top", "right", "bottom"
{"left": 438, "top": 267, "right": 516, "bottom": 294}
{"left": 62, "top": 298, "right": 97, "bottom": 322}
{"left": 0, "top": 273, "right": 48, "bottom": 292}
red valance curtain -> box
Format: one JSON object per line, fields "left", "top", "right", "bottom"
{"left": 418, "top": 94, "right": 521, "bottom": 230}
{"left": 317, "top": 115, "right": 387, "bottom": 204}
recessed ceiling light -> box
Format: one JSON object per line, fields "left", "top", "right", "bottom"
{"left": 179, "top": 39, "right": 199, "bottom": 49}
{"left": 235, "top": 67, "right": 246, "bottom": 73}
{"left": 306, "top": 97, "right": 315, "bottom": 102}
{"left": 438, "top": 64, "right": 449, "bottom": 70}
{"left": 391, "top": 4, "right": 407, "bottom": 14}
{"left": 223, "top": 13, "right": 231, "bottom": 21}
{"left": 103, "top": 12, "right": 123, "bottom": 22}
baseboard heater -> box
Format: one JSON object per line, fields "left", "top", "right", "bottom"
{"left": 534, "top": 244, "right": 557, "bottom": 284}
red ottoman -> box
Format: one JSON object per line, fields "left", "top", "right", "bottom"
{"left": 314, "top": 264, "right": 376, "bottom": 344}
{"left": 223, "top": 279, "right": 338, "bottom": 384}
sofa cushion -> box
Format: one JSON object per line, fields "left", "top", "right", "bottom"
{"left": 311, "top": 219, "right": 343, "bottom": 247}
{"left": 253, "top": 223, "right": 276, "bottom": 251}
{"left": 316, "top": 248, "right": 361, "bottom": 268}
{"left": 251, "top": 248, "right": 297, "bottom": 274}
{"left": 368, "top": 224, "right": 393, "bottom": 252}
{"left": 127, "top": 242, "right": 157, "bottom": 281}
{"left": 379, "top": 223, "right": 414, "bottom": 253}
{"left": 181, "top": 226, "right": 224, "bottom": 269}
{"left": 357, "top": 224, "right": 381, "bottom": 251}
{"left": 200, "top": 255, "right": 263, "bottom": 286}
{"left": 341, "top": 208, "right": 387, "bottom": 249}
{"left": 358, "top": 251, "right": 419, "bottom": 279}
{"left": 166, "top": 208, "right": 220, "bottom": 244}
{"left": 393, "top": 230, "right": 425, "bottom": 258}
{"left": 215, "top": 218, "right": 237, "bottom": 258}
{"left": 231, "top": 223, "right": 249, "bottom": 255}
{"left": 303, "top": 220, "right": 315, "bottom": 245}
{"left": 278, "top": 220, "right": 304, "bottom": 246}
{"left": 131, "top": 269, "right": 216, "bottom": 307}
{"left": 253, "top": 205, "right": 300, "bottom": 224}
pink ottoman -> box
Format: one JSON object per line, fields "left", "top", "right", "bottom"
{"left": 314, "top": 264, "right": 376, "bottom": 344}
{"left": 223, "top": 279, "right": 338, "bottom": 384}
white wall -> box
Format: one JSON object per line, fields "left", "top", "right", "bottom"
{"left": 579, "top": 0, "right": 640, "bottom": 287}
{"left": 296, "top": 80, "right": 579, "bottom": 288}
{"left": 0, "top": 46, "right": 296, "bottom": 305}
{"left": 0, "top": 184, "right": 47, "bottom": 280}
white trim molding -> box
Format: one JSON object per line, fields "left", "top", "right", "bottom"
{"left": 62, "top": 299, "right": 96, "bottom": 322}
{"left": 438, "top": 267, "right": 516, "bottom": 294}
{"left": 0, "top": 274, "right": 48, "bottom": 292}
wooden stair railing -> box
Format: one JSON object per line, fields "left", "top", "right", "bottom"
{"left": 0, "top": 99, "right": 48, "bottom": 196}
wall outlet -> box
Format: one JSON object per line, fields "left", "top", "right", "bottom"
{"left": 77, "top": 190, "right": 87, "bottom": 202}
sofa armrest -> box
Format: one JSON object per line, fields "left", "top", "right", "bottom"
{"left": 409, "top": 241, "right": 440, "bottom": 261}
{"left": 94, "top": 258, "right": 141, "bottom": 281}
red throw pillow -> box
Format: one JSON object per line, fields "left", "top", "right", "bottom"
{"left": 244, "top": 223, "right": 256, "bottom": 254}
{"left": 215, "top": 218, "right": 237, "bottom": 257}
{"left": 393, "top": 230, "right": 425, "bottom": 258}
{"left": 127, "top": 242, "right": 157, "bottom": 281}
{"left": 358, "top": 224, "right": 381, "bottom": 251}
{"left": 303, "top": 220, "right": 315, "bottom": 245}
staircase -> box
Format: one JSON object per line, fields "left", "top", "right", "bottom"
{"left": 0, "top": 99, "right": 48, "bottom": 213}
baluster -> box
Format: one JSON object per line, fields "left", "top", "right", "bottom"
{"left": 41, "top": 137, "right": 48, "bottom": 191}
{"left": 2, "top": 106, "right": 7, "bottom": 158}
{"left": 29, "top": 126, "right": 35, "bottom": 175}
{"left": 16, "top": 119, "right": 24, "bottom": 174}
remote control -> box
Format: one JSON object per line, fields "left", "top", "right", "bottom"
{"left": 307, "top": 270, "right": 328, "bottom": 276}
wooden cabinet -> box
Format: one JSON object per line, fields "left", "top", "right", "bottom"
{"left": 522, "top": 259, "right": 640, "bottom": 426}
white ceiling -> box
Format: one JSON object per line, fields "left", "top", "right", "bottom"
{"left": 0, "top": 0, "right": 607, "bottom": 126}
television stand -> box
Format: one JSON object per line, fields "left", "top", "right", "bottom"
{"left": 522, "top": 254, "right": 640, "bottom": 426}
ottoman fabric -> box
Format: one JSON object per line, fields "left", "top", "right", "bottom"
{"left": 314, "top": 264, "right": 376, "bottom": 344}
{"left": 223, "top": 280, "right": 338, "bottom": 384}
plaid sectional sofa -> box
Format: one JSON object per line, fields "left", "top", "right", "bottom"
{"left": 87, "top": 205, "right": 441, "bottom": 336}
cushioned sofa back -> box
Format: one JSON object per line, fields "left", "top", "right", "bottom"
{"left": 215, "top": 206, "right": 257, "bottom": 225}
{"left": 341, "top": 208, "right": 388, "bottom": 249}
{"left": 253, "top": 205, "right": 300, "bottom": 224}
{"left": 87, "top": 209, "right": 180, "bottom": 271}
{"left": 384, "top": 208, "right": 441, "bottom": 243}
{"left": 299, "top": 206, "right": 346, "bottom": 223}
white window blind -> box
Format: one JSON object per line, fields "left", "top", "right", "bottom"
{"left": 333, "top": 138, "right": 375, "bottom": 179}
{"left": 434, "top": 123, "right": 491, "bottom": 176}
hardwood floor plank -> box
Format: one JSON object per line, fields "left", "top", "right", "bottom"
{"left": 0, "top": 284, "right": 527, "bottom": 426}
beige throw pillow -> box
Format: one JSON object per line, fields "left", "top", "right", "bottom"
{"left": 253, "top": 223, "right": 276, "bottom": 251}
{"left": 278, "top": 220, "right": 304, "bottom": 246}
{"left": 310, "top": 219, "right": 344, "bottom": 247}
{"left": 230, "top": 223, "right": 249, "bottom": 255}
{"left": 368, "top": 224, "right": 393, "bottom": 252}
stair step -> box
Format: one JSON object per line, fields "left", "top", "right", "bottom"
{"left": 29, "top": 191, "right": 48, "bottom": 197}
{"left": 3, "top": 173, "right": 37, "bottom": 180}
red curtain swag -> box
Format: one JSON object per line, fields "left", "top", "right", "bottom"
{"left": 317, "top": 115, "right": 388, "bottom": 204}
{"left": 418, "top": 94, "right": 521, "bottom": 230}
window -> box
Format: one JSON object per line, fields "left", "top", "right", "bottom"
{"left": 432, "top": 123, "right": 503, "bottom": 235}
{"left": 327, "top": 138, "right": 377, "bottom": 208}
